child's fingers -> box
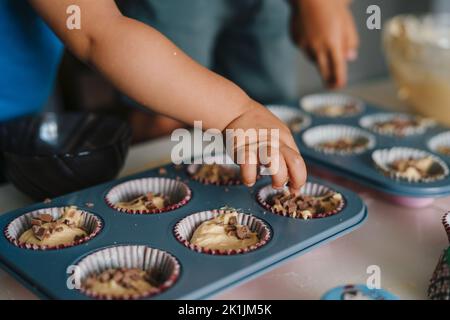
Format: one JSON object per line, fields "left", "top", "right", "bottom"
{"left": 269, "top": 150, "right": 289, "bottom": 190}
{"left": 329, "top": 45, "right": 347, "bottom": 88}
{"left": 281, "top": 145, "right": 307, "bottom": 194}
{"left": 316, "top": 50, "right": 332, "bottom": 85}
{"left": 344, "top": 10, "right": 359, "bottom": 61}
{"left": 238, "top": 147, "right": 258, "bottom": 187}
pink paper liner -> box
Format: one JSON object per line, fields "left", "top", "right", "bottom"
{"left": 4, "top": 207, "right": 102, "bottom": 251}
{"left": 174, "top": 209, "right": 271, "bottom": 255}
{"left": 76, "top": 245, "right": 180, "bottom": 300}
{"left": 105, "top": 177, "right": 192, "bottom": 214}
{"left": 256, "top": 182, "right": 346, "bottom": 219}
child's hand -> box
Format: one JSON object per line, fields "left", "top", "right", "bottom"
{"left": 225, "top": 101, "right": 307, "bottom": 194}
{"left": 291, "top": 0, "right": 359, "bottom": 88}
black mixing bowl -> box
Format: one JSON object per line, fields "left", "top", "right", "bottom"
{"left": 0, "top": 112, "right": 131, "bottom": 200}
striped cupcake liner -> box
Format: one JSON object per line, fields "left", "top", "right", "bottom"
{"left": 4, "top": 206, "right": 102, "bottom": 250}
{"left": 266, "top": 105, "right": 312, "bottom": 133}
{"left": 360, "top": 113, "right": 435, "bottom": 137}
{"left": 257, "top": 182, "right": 345, "bottom": 219}
{"left": 300, "top": 93, "right": 364, "bottom": 118}
{"left": 76, "top": 245, "right": 180, "bottom": 300}
{"left": 428, "top": 131, "right": 450, "bottom": 156}
{"left": 105, "top": 177, "right": 192, "bottom": 214}
{"left": 428, "top": 213, "right": 450, "bottom": 300}
{"left": 302, "top": 125, "right": 376, "bottom": 155}
{"left": 174, "top": 209, "right": 271, "bottom": 255}
{"left": 443, "top": 212, "right": 450, "bottom": 243}
{"left": 372, "top": 147, "right": 449, "bottom": 183}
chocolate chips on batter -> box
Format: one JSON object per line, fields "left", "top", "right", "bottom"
{"left": 318, "top": 137, "right": 369, "bottom": 153}
{"left": 83, "top": 268, "right": 155, "bottom": 290}
{"left": 270, "top": 191, "right": 343, "bottom": 219}
{"left": 223, "top": 214, "right": 252, "bottom": 239}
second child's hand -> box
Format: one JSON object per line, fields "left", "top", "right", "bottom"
{"left": 290, "top": 0, "right": 359, "bottom": 89}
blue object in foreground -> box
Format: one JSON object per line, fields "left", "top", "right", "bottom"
{"left": 321, "top": 284, "right": 399, "bottom": 300}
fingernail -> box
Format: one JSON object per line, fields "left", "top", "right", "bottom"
{"left": 347, "top": 50, "right": 358, "bottom": 61}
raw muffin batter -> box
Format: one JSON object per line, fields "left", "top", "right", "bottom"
{"left": 318, "top": 137, "right": 369, "bottom": 153}
{"left": 437, "top": 146, "right": 450, "bottom": 156}
{"left": 18, "top": 206, "right": 87, "bottom": 246}
{"left": 389, "top": 156, "right": 443, "bottom": 181}
{"left": 81, "top": 268, "right": 156, "bottom": 298}
{"left": 270, "top": 190, "right": 343, "bottom": 219}
{"left": 190, "top": 212, "right": 259, "bottom": 251}
{"left": 287, "top": 116, "right": 306, "bottom": 133}
{"left": 313, "top": 103, "right": 359, "bottom": 117}
{"left": 192, "top": 163, "right": 239, "bottom": 184}
{"left": 115, "top": 192, "right": 168, "bottom": 211}
{"left": 371, "top": 116, "right": 433, "bottom": 136}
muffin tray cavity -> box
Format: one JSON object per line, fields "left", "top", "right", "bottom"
{"left": 296, "top": 95, "right": 450, "bottom": 198}
{"left": 0, "top": 163, "right": 367, "bottom": 299}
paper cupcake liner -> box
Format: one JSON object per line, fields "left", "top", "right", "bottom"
{"left": 443, "top": 212, "right": 450, "bottom": 243}
{"left": 105, "top": 177, "right": 192, "bottom": 214}
{"left": 187, "top": 153, "right": 243, "bottom": 186}
{"left": 302, "top": 125, "right": 376, "bottom": 155}
{"left": 257, "top": 182, "right": 345, "bottom": 219}
{"left": 428, "top": 249, "right": 450, "bottom": 300}
{"left": 76, "top": 245, "right": 180, "bottom": 300}
{"left": 428, "top": 131, "right": 450, "bottom": 156}
{"left": 300, "top": 93, "right": 364, "bottom": 117}
{"left": 266, "top": 105, "right": 312, "bottom": 132}
{"left": 174, "top": 209, "right": 271, "bottom": 255}
{"left": 360, "top": 113, "right": 435, "bottom": 137}
{"left": 372, "top": 147, "right": 449, "bottom": 183}
{"left": 4, "top": 207, "right": 102, "bottom": 250}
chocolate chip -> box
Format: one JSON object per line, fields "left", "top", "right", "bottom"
{"left": 33, "top": 227, "right": 47, "bottom": 241}
{"left": 73, "top": 235, "right": 84, "bottom": 242}
{"left": 39, "top": 214, "right": 54, "bottom": 223}
{"left": 31, "top": 219, "right": 42, "bottom": 226}
{"left": 228, "top": 216, "right": 237, "bottom": 226}
{"left": 99, "top": 271, "right": 111, "bottom": 283}
{"left": 225, "top": 225, "right": 236, "bottom": 234}
{"left": 113, "top": 271, "right": 124, "bottom": 282}
{"left": 236, "top": 225, "right": 251, "bottom": 240}
{"left": 55, "top": 226, "right": 64, "bottom": 232}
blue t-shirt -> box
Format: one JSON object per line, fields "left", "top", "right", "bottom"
{"left": 0, "top": 1, "right": 63, "bottom": 122}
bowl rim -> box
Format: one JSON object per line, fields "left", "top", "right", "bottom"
{"left": 1, "top": 112, "right": 132, "bottom": 159}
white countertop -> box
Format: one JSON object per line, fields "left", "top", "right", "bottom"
{"left": 1, "top": 79, "right": 448, "bottom": 300}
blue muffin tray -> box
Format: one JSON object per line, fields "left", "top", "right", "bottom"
{"left": 294, "top": 102, "right": 450, "bottom": 198}
{"left": 0, "top": 163, "right": 367, "bottom": 300}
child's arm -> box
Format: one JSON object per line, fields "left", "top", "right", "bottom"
{"left": 29, "top": 0, "right": 307, "bottom": 192}
{"left": 290, "top": 0, "right": 359, "bottom": 88}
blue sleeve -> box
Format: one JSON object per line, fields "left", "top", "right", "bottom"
{"left": 0, "top": 0, "right": 64, "bottom": 122}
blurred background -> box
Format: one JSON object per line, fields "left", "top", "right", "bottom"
{"left": 47, "top": 0, "right": 445, "bottom": 144}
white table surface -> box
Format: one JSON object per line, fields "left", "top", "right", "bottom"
{"left": 1, "top": 79, "right": 448, "bottom": 300}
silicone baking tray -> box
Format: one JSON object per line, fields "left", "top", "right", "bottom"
{"left": 0, "top": 163, "right": 367, "bottom": 300}
{"left": 293, "top": 99, "right": 450, "bottom": 198}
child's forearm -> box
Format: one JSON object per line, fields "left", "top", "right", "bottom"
{"left": 30, "top": 0, "right": 254, "bottom": 131}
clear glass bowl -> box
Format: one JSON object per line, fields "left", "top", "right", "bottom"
{"left": 383, "top": 14, "right": 450, "bottom": 124}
